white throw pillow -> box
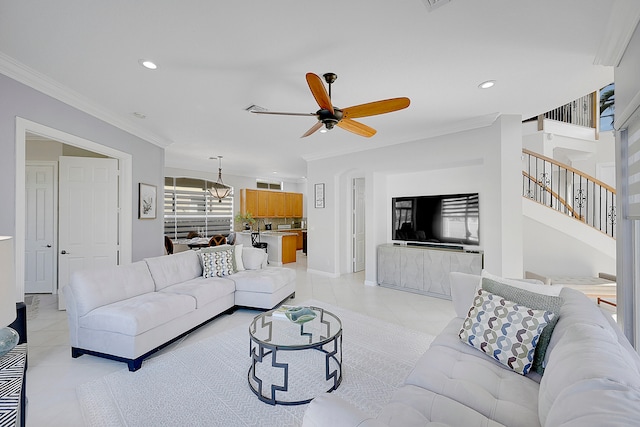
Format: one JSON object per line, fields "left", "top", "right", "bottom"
{"left": 234, "top": 244, "right": 245, "bottom": 271}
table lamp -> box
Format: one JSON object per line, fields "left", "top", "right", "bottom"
{"left": 0, "top": 236, "right": 18, "bottom": 357}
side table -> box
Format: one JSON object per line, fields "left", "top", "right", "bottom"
{"left": 0, "top": 344, "right": 27, "bottom": 427}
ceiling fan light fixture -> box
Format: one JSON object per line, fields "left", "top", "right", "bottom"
{"left": 208, "top": 156, "right": 232, "bottom": 203}
{"left": 139, "top": 59, "right": 158, "bottom": 70}
{"left": 478, "top": 80, "right": 496, "bottom": 89}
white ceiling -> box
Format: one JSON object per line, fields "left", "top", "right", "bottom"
{"left": 0, "top": 0, "right": 635, "bottom": 181}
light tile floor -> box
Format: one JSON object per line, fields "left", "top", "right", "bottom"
{"left": 24, "top": 253, "right": 456, "bottom": 427}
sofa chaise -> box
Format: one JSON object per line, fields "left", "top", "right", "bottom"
{"left": 63, "top": 245, "right": 295, "bottom": 371}
{"left": 302, "top": 271, "right": 640, "bottom": 426}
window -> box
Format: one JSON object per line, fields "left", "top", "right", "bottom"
{"left": 256, "top": 179, "right": 282, "bottom": 190}
{"left": 164, "top": 177, "right": 233, "bottom": 239}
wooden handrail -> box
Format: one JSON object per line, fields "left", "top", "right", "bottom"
{"left": 522, "top": 171, "right": 585, "bottom": 222}
{"left": 522, "top": 148, "right": 616, "bottom": 194}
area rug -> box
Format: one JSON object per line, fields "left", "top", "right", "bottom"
{"left": 77, "top": 301, "right": 434, "bottom": 427}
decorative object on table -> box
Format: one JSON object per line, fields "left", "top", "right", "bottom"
{"left": 208, "top": 156, "right": 232, "bottom": 202}
{"left": 235, "top": 211, "right": 256, "bottom": 230}
{"left": 138, "top": 183, "right": 157, "bottom": 219}
{"left": 0, "top": 236, "right": 18, "bottom": 357}
{"left": 315, "top": 183, "right": 325, "bottom": 208}
{"left": 273, "top": 305, "right": 317, "bottom": 324}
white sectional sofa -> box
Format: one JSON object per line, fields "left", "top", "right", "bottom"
{"left": 303, "top": 272, "right": 640, "bottom": 426}
{"left": 63, "top": 245, "right": 295, "bottom": 371}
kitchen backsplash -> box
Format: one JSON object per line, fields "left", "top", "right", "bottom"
{"left": 235, "top": 217, "right": 306, "bottom": 232}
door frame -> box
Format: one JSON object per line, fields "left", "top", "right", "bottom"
{"left": 25, "top": 161, "right": 58, "bottom": 294}
{"left": 14, "top": 117, "right": 133, "bottom": 299}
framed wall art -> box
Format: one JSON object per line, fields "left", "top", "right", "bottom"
{"left": 314, "top": 183, "right": 325, "bottom": 208}
{"left": 139, "top": 183, "right": 157, "bottom": 219}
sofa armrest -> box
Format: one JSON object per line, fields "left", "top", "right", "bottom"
{"left": 302, "top": 394, "right": 384, "bottom": 427}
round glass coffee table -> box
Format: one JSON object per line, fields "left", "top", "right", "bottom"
{"left": 248, "top": 306, "right": 343, "bottom": 405}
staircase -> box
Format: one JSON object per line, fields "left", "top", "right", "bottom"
{"left": 522, "top": 149, "right": 616, "bottom": 239}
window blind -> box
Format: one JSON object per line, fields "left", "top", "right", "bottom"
{"left": 627, "top": 118, "right": 640, "bottom": 218}
{"left": 164, "top": 177, "right": 233, "bottom": 239}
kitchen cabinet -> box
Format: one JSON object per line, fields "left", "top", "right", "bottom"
{"left": 281, "top": 234, "right": 297, "bottom": 263}
{"left": 240, "top": 189, "right": 258, "bottom": 216}
{"left": 240, "top": 189, "right": 303, "bottom": 218}
{"left": 285, "top": 192, "right": 303, "bottom": 217}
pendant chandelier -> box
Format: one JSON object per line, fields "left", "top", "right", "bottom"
{"left": 208, "top": 156, "right": 232, "bottom": 202}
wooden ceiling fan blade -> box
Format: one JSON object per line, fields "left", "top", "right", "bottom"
{"left": 306, "top": 73, "right": 334, "bottom": 114}
{"left": 251, "top": 111, "right": 316, "bottom": 117}
{"left": 337, "top": 118, "right": 377, "bottom": 138}
{"left": 301, "top": 121, "right": 323, "bottom": 138}
{"left": 342, "top": 97, "right": 410, "bottom": 119}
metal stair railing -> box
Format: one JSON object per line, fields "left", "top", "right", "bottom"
{"left": 522, "top": 149, "right": 616, "bottom": 238}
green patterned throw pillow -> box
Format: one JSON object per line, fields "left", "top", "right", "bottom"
{"left": 459, "top": 289, "right": 555, "bottom": 375}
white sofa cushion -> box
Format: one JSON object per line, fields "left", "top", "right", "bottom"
{"left": 70, "top": 261, "right": 156, "bottom": 317}
{"left": 231, "top": 267, "right": 295, "bottom": 293}
{"left": 543, "top": 380, "right": 640, "bottom": 427}
{"left": 234, "top": 244, "right": 245, "bottom": 271}
{"left": 79, "top": 292, "right": 196, "bottom": 336}
{"left": 160, "top": 276, "right": 235, "bottom": 308}
{"left": 377, "top": 385, "right": 507, "bottom": 427}
{"left": 539, "top": 321, "right": 640, "bottom": 425}
{"left": 450, "top": 272, "right": 481, "bottom": 318}
{"left": 242, "top": 246, "right": 268, "bottom": 270}
{"left": 145, "top": 250, "right": 202, "bottom": 290}
{"left": 407, "top": 320, "right": 541, "bottom": 427}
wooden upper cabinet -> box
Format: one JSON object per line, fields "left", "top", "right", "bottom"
{"left": 257, "top": 190, "right": 269, "bottom": 217}
{"left": 241, "top": 189, "right": 258, "bottom": 216}
{"left": 241, "top": 189, "right": 303, "bottom": 218}
{"left": 285, "top": 192, "right": 303, "bottom": 217}
{"left": 271, "top": 191, "right": 286, "bottom": 217}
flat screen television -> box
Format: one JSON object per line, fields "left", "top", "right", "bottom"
{"left": 392, "top": 193, "right": 479, "bottom": 246}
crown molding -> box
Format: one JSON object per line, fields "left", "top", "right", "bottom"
{"left": 0, "top": 52, "right": 172, "bottom": 148}
{"left": 594, "top": 1, "right": 640, "bottom": 67}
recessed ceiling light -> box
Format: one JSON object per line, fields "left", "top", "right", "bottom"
{"left": 478, "top": 80, "right": 496, "bottom": 89}
{"left": 139, "top": 59, "right": 158, "bottom": 70}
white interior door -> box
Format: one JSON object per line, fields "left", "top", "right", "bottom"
{"left": 353, "top": 178, "right": 366, "bottom": 272}
{"left": 25, "top": 162, "right": 57, "bottom": 293}
{"left": 58, "top": 156, "right": 119, "bottom": 310}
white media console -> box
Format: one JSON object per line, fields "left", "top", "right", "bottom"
{"left": 377, "top": 243, "right": 483, "bottom": 299}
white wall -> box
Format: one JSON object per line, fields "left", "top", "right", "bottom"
{"left": 0, "top": 73, "right": 165, "bottom": 263}
{"left": 523, "top": 198, "right": 616, "bottom": 277}
{"left": 306, "top": 114, "right": 524, "bottom": 282}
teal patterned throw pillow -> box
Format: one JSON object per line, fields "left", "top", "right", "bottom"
{"left": 459, "top": 289, "right": 555, "bottom": 375}
{"left": 201, "top": 249, "right": 235, "bottom": 278}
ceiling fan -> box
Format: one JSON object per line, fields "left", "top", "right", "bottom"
{"left": 251, "top": 72, "right": 410, "bottom": 138}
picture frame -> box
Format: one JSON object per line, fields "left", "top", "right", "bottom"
{"left": 139, "top": 183, "right": 157, "bottom": 219}
{"left": 314, "top": 183, "right": 325, "bottom": 209}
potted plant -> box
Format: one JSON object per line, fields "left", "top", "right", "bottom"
{"left": 235, "top": 212, "right": 256, "bottom": 230}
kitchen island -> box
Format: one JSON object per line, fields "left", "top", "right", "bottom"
{"left": 237, "top": 231, "right": 298, "bottom": 265}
